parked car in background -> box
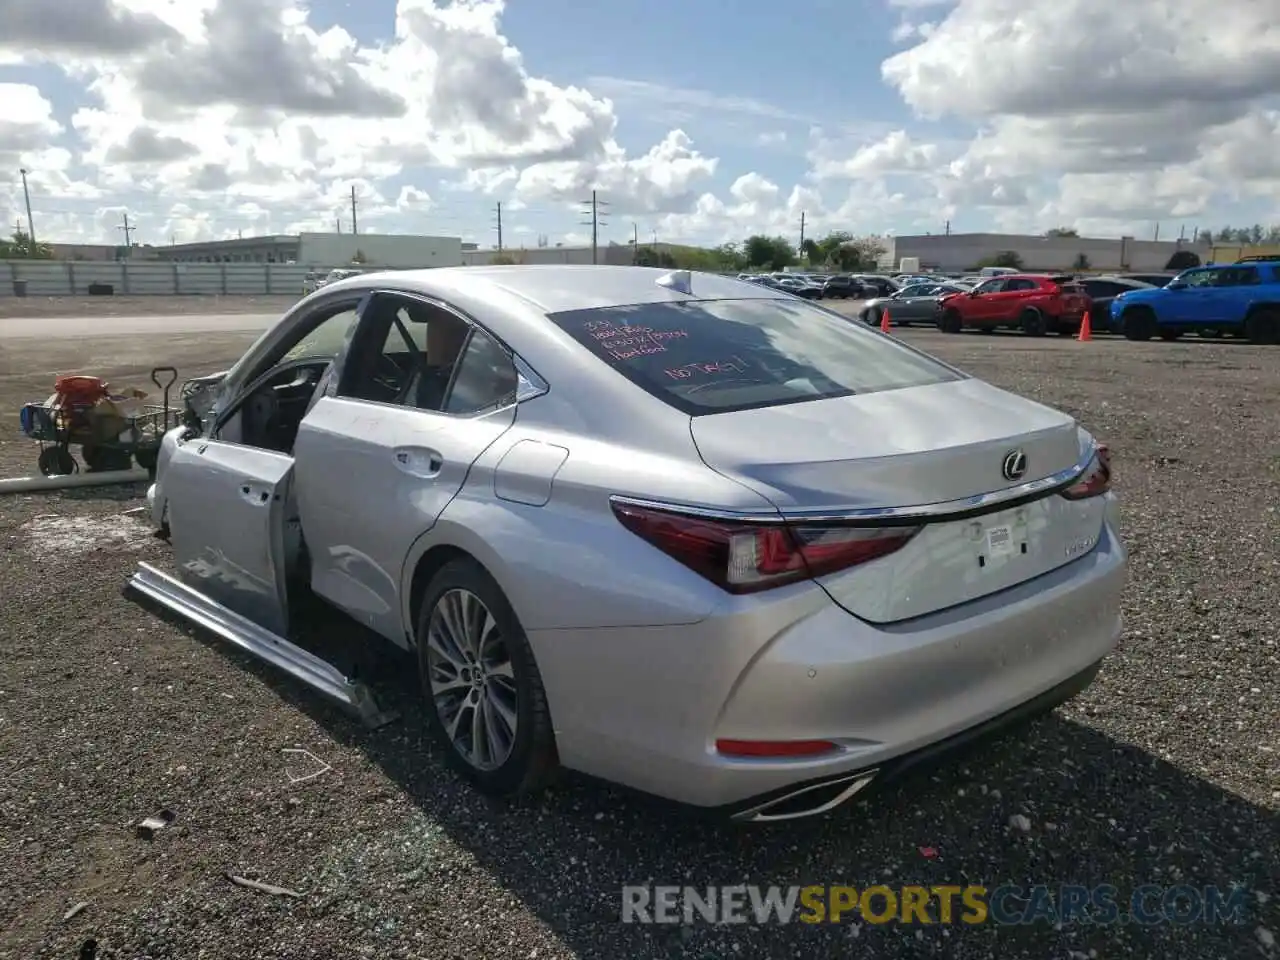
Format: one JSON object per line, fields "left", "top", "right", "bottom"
{"left": 1076, "top": 277, "right": 1155, "bottom": 332}
{"left": 302, "top": 271, "right": 323, "bottom": 295}
{"left": 822, "top": 275, "right": 868, "bottom": 299}
{"left": 859, "top": 282, "right": 969, "bottom": 326}
{"left": 772, "top": 276, "right": 824, "bottom": 299}
{"left": 852, "top": 274, "right": 900, "bottom": 297}
{"left": 1110, "top": 260, "right": 1280, "bottom": 343}
{"left": 937, "top": 274, "right": 1091, "bottom": 336}
{"left": 137, "top": 265, "right": 1126, "bottom": 822}
{"left": 1117, "top": 273, "right": 1174, "bottom": 288}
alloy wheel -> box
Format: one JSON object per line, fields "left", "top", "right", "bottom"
{"left": 425, "top": 588, "right": 518, "bottom": 771}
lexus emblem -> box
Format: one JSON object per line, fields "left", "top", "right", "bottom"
{"left": 1001, "top": 449, "right": 1028, "bottom": 482}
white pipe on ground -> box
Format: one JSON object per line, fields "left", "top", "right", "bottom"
{"left": 0, "top": 467, "right": 150, "bottom": 494}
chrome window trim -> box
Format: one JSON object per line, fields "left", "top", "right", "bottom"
{"left": 610, "top": 447, "right": 1098, "bottom": 527}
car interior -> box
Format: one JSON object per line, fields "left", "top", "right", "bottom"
{"left": 226, "top": 296, "right": 476, "bottom": 456}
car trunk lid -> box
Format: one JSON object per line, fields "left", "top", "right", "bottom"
{"left": 689, "top": 378, "right": 1104, "bottom": 622}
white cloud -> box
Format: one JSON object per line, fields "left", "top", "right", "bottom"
{"left": 879, "top": 0, "right": 1280, "bottom": 230}
{"left": 3, "top": 0, "right": 1280, "bottom": 248}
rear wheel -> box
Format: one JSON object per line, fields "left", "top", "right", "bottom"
{"left": 416, "top": 559, "right": 558, "bottom": 797}
{"left": 1244, "top": 306, "right": 1280, "bottom": 344}
{"left": 1122, "top": 307, "right": 1156, "bottom": 341}
{"left": 1020, "top": 309, "right": 1046, "bottom": 336}
{"left": 1159, "top": 329, "right": 1183, "bottom": 341}
{"left": 939, "top": 308, "right": 963, "bottom": 333}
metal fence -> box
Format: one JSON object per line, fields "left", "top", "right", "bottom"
{"left": 0, "top": 260, "right": 348, "bottom": 298}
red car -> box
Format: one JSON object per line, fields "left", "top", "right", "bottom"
{"left": 937, "top": 274, "right": 1092, "bottom": 336}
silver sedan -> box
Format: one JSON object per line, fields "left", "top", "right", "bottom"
{"left": 135, "top": 265, "right": 1126, "bottom": 822}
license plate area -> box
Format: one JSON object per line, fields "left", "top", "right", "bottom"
{"left": 974, "top": 508, "right": 1032, "bottom": 571}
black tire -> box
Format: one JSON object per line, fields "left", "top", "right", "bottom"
{"left": 82, "top": 443, "right": 133, "bottom": 472}
{"left": 416, "top": 558, "right": 558, "bottom": 797}
{"left": 1020, "top": 309, "right": 1046, "bottom": 336}
{"left": 135, "top": 449, "right": 159, "bottom": 476}
{"left": 1121, "top": 307, "right": 1156, "bottom": 341}
{"left": 940, "top": 308, "right": 963, "bottom": 333}
{"left": 37, "top": 446, "right": 77, "bottom": 476}
{"left": 1158, "top": 329, "right": 1182, "bottom": 341}
{"left": 1244, "top": 306, "right": 1280, "bottom": 344}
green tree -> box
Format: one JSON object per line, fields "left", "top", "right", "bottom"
{"left": 0, "top": 229, "right": 53, "bottom": 259}
{"left": 1073, "top": 252, "right": 1091, "bottom": 271}
{"left": 1165, "top": 250, "right": 1201, "bottom": 270}
{"left": 351, "top": 249, "right": 368, "bottom": 264}
{"left": 1046, "top": 227, "right": 1079, "bottom": 238}
{"left": 800, "top": 238, "right": 821, "bottom": 264}
{"left": 489, "top": 253, "right": 516, "bottom": 265}
{"left": 842, "top": 236, "right": 887, "bottom": 271}
{"left": 743, "top": 235, "right": 796, "bottom": 271}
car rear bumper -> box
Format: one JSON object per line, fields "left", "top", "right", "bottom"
{"left": 532, "top": 515, "right": 1126, "bottom": 812}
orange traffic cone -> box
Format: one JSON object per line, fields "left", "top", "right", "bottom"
{"left": 880, "top": 307, "right": 892, "bottom": 334}
{"left": 1077, "top": 310, "right": 1092, "bottom": 341}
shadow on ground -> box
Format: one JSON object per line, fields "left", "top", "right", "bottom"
{"left": 128, "top": 592, "right": 1278, "bottom": 958}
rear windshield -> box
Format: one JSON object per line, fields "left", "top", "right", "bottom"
{"left": 546, "top": 298, "right": 964, "bottom": 416}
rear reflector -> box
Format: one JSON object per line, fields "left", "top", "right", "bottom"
{"left": 1060, "top": 444, "right": 1111, "bottom": 500}
{"left": 716, "top": 739, "right": 839, "bottom": 758}
{"left": 611, "top": 501, "right": 920, "bottom": 594}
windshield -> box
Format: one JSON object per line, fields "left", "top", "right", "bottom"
{"left": 546, "top": 298, "right": 964, "bottom": 416}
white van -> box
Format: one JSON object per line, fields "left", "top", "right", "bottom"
{"left": 978, "top": 266, "right": 1020, "bottom": 277}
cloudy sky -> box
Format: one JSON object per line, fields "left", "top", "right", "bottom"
{"left": 1, "top": 0, "right": 1278, "bottom": 250}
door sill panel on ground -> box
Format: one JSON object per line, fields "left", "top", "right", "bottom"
{"left": 127, "top": 561, "right": 397, "bottom": 729}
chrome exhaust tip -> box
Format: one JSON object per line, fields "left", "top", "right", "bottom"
{"left": 730, "top": 771, "right": 878, "bottom": 824}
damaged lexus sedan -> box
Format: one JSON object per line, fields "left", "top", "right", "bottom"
{"left": 133, "top": 265, "right": 1126, "bottom": 823}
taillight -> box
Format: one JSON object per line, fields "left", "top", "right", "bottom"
{"left": 1060, "top": 444, "right": 1111, "bottom": 500}
{"left": 610, "top": 501, "right": 920, "bottom": 594}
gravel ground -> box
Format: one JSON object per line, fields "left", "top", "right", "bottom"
{"left": 0, "top": 315, "right": 1277, "bottom": 959}
{"left": 0, "top": 295, "right": 299, "bottom": 321}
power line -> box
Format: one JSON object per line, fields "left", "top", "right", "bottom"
{"left": 579, "top": 190, "right": 609, "bottom": 264}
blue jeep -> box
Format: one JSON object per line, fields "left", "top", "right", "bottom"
{"left": 1109, "top": 257, "right": 1280, "bottom": 343}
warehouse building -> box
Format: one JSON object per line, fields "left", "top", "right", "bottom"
{"left": 881, "top": 233, "right": 1213, "bottom": 274}
{"left": 152, "top": 232, "right": 463, "bottom": 268}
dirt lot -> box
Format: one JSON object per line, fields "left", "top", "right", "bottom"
{"left": 0, "top": 308, "right": 1276, "bottom": 959}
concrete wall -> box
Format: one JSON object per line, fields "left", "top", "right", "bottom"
{"left": 884, "top": 234, "right": 1213, "bottom": 273}
{"left": 298, "top": 233, "right": 462, "bottom": 268}
{"left": 0, "top": 260, "right": 342, "bottom": 297}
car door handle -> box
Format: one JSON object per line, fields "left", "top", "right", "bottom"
{"left": 394, "top": 447, "right": 443, "bottom": 479}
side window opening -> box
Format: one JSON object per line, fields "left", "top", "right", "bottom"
{"left": 443, "top": 329, "right": 519, "bottom": 415}
{"left": 338, "top": 295, "right": 471, "bottom": 410}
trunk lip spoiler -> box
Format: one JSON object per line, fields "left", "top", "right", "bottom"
{"left": 611, "top": 447, "right": 1099, "bottom": 528}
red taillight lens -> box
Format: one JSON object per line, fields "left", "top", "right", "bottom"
{"left": 611, "top": 502, "right": 920, "bottom": 594}
{"left": 1060, "top": 444, "right": 1111, "bottom": 500}
{"left": 716, "top": 739, "right": 839, "bottom": 758}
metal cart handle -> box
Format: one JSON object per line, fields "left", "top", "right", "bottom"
{"left": 151, "top": 367, "right": 178, "bottom": 391}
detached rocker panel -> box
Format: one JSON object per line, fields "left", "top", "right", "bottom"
{"left": 127, "top": 561, "right": 397, "bottom": 729}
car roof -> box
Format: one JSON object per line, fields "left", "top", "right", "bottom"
{"left": 327, "top": 264, "right": 791, "bottom": 314}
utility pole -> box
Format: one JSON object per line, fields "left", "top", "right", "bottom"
{"left": 118, "top": 212, "right": 134, "bottom": 252}
{"left": 350, "top": 184, "right": 358, "bottom": 235}
{"left": 945, "top": 219, "right": 951, "bottom": 236}
{"left": 335, "top": 217, "right": 341, "bottom": 233}
{"left": 632, "top": 222, "right": 638, "bottom": 246}
{"left": 798, "top": 211, "right": 806, "bottom": 252}
{"left": 1153, "top": 222, "right": 1160, "bottom": 241}
{"left": 18, "top": 168, "right": 36, "bottom": 247}
{"left": 494, "top": 201, "right": 503, "bottom": 251}
{"left": 579, "top": 190, "right": 608, "bottom": 264}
